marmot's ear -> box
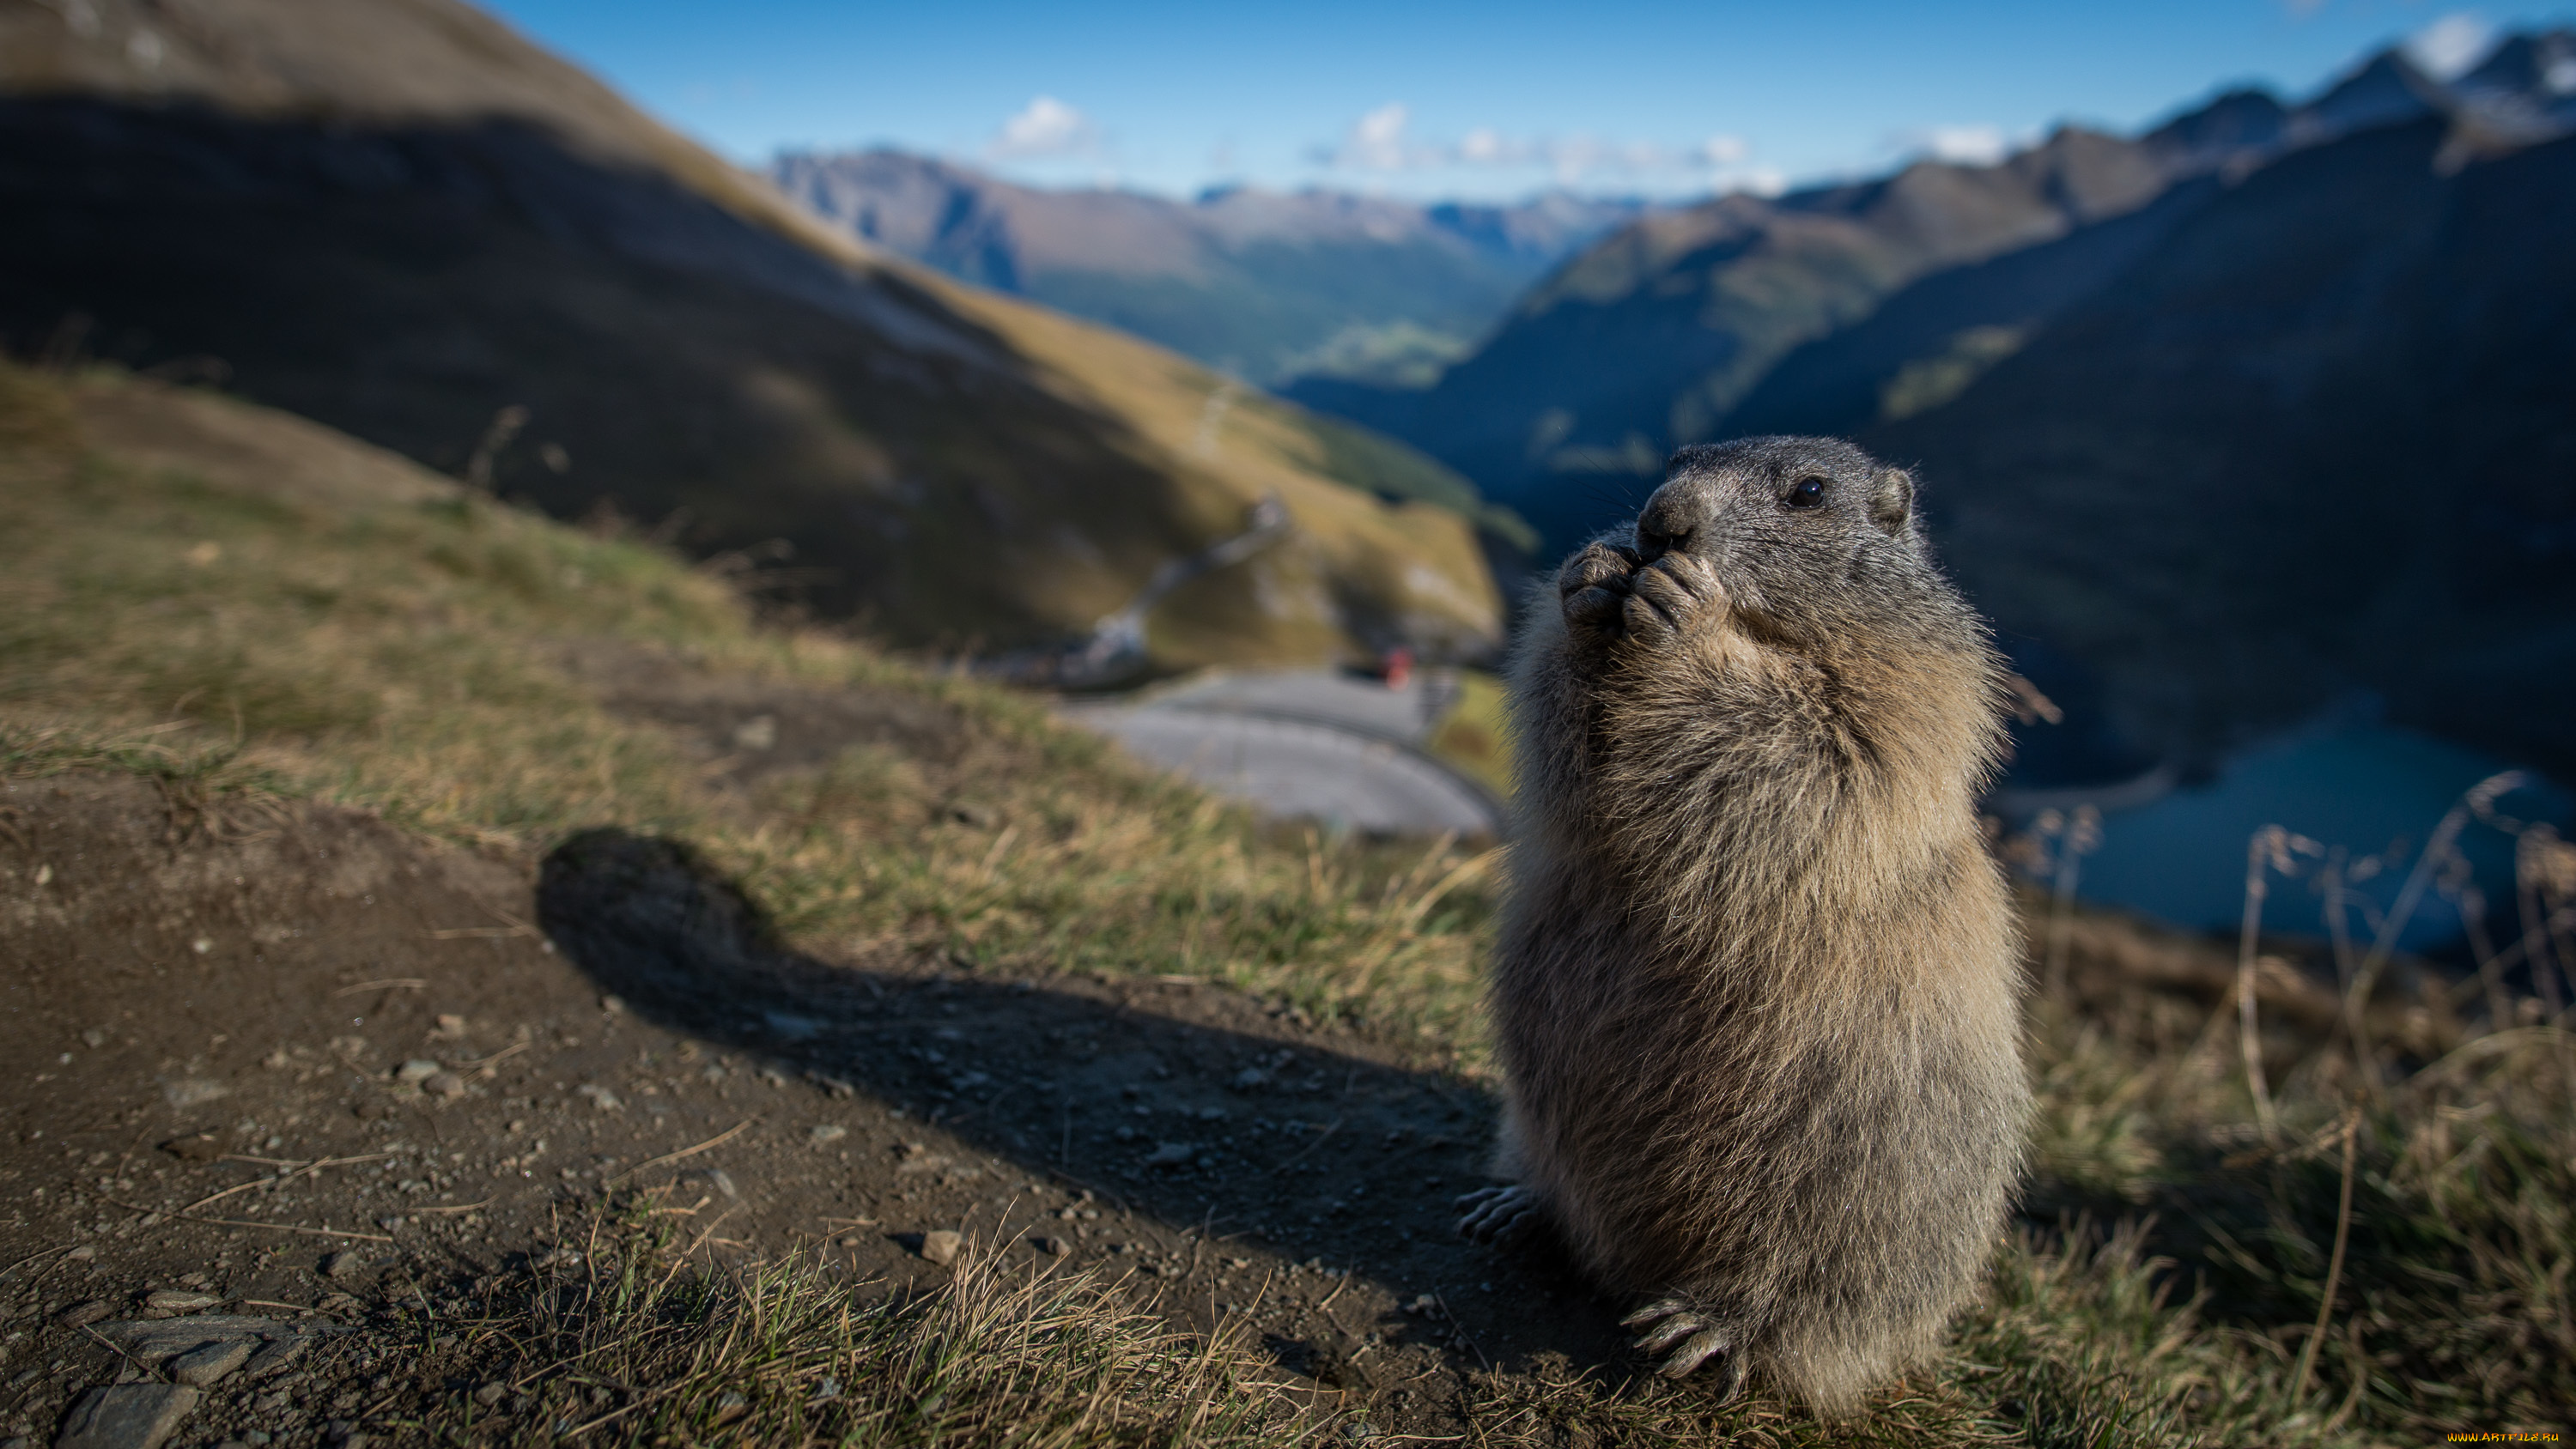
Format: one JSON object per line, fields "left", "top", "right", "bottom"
{"left": 1868, "top": 468, "right": 1914, "bottom": 535}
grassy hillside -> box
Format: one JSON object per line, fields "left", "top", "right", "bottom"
{"left": 6, "top": 361, "right": 2571, "bottom": 1442}
{"left": 0, "top": 0, "right": 1504, "bottom": 671}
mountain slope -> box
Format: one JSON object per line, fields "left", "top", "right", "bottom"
{"left": 0, "top": 0, "right": 1504, "bottom": 669}
{"left": 1869, "top": 117, "right": 2576, "bottom": 778}
{"left": 773, "top": 150, "right": 1645, "bottom": 387}
{"left": 1296, "top": 40, "right": 2576, "bottom": 556}
{"left": 1286, "top": 124, "right": 2185, "bottom": 547}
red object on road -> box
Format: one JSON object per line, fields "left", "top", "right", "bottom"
{"left": 1382, "top": 647, "right": 1413, "bottom": 688}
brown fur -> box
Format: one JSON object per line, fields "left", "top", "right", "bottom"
{"left": 1468, "top": 437, "right": 2027, "bottom": 1411}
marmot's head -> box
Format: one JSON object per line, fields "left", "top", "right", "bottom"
{"left": 1627, "top": 436, "right": 1957, "bottom": 651}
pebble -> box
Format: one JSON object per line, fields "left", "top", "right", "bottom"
{"left": 143, "top": 1292, "right": 222, "bottom": 1313}
{"left": 917, "top": 1230, "right": 963, "bottom": 1267}
{"left": 158, "top": 1133, "right": 224, "bottom": 1163}
{"left": 54, "top": 1300, "right": 112, "bottom": 1328}
{"left": 806, "top": 1125, "right": 847, "bottom": 1145}
{"left": 393, "top": 1061, "right": 441, "bottom": 1085}
{"left": 168, "top": 1340, "right": 252, "bottom": 1388}
{"left": 53, "top": 1384, "right": 198, "bottom": 1449}
{"left": 473, "top": 1382, "right": 507, "bottom": 1407}
{"left": 161, "top": 1080, "right": 228, "bottom": 1110}
{"left": 1144, "top": 1141, "right": 1197, "bottom": 1167}
{"left": 422, "top": 1072, "right": 465, "bottom": 1098}
{"left": 321, "top": 1252, "right": 365, "bottom": 1282}
{"left": 574, "top": 1084, "right": 622, "bottom": 1113}
{"left": 1030, "top": 1236, "right": 1070, "bottom": 1258}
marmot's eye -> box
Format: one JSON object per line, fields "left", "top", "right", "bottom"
{"left": 1785, "top": 476, "right": 1828, "bottom": 509}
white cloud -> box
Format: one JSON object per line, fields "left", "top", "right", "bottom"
{"left": 1316, "top": 103, "right": 1763, "bottom": 188}
{"left": 1904, "top": 124, "right": 2012, "bottom": 166}
{"left": 2403, "top": 12, "right": 2497, "bottom": 81}
{"left": 987, "top": 95, "right": 1101, "bottom": 160}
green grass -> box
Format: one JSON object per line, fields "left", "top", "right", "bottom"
{"left": 6, "top": 359, "right": 2572, "bottom": 1446}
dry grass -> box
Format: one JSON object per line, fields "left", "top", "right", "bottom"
{"left": 394, "top": 1204, "right": 1328, "bottom": 1448}
{"left": 7, "top": 358, "right": 2572, "bottom": 1445}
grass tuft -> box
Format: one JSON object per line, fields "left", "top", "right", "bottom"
{"left": 403, "top": 1205, "right": 1329, "bottom": 1447}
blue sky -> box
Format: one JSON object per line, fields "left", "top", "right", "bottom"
{"left": 483, "top": 0, "right": 2576, "bottom": 200}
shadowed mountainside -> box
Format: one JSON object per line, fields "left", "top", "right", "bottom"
{"left": 0, "top": 0, "right": 1507, "bottom": 669}
{"left": 1295, "top": 32, "right": 2576, "bottom": 777}
{"left": 1870, "top": 117, "right": 2576, "bottom": 779}
{"left": 771, "top": 149, "right": 1648, "bottom": 389}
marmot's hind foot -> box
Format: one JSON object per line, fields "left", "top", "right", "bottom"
{"left": 1454, "top": 1185, "right": 1542, "bottom": 1245}
{"left": 1621, "top": 1299, "right": 1746, "bottom": 1397}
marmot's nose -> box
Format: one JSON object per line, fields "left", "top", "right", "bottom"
{"left": 1633, "top": 475, "right": 1719, "bottom": 561}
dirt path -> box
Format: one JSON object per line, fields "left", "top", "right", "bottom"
{"left": 1, "top": 773, "right": 1636, "bottom": 1447}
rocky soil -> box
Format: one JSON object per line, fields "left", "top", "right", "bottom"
{"left": 1, "top": 773, "right": 1640, "bottom": 1448}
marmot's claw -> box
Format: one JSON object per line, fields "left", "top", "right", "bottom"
{"left": 1621, "top": 555, "right": 1721, "bottom": 645}
{"left": 1624, "top": 1300, "right": 1741, "bottom": 1393}
{"left": 1564, "top": 585, "right": 1626, "bottom": 634}
{"left": 1454, "top": 1185, "right": 1540, "bottom": 1245}
{"left": 1556, "top": 541, "right": 1638, "bottom": 599}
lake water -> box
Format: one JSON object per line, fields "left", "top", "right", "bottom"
{"left": 2003, "top": 721, "right": 2569, "bottom": 954}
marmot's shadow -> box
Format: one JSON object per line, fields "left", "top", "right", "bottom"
{"left": 535, "top": 828, "right": 1627, "bottom": 1383}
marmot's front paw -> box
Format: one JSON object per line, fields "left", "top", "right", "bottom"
{"left": 1621, "top": 1298, "right": 1746, "bottom": 1397}
{"left": 1620, "top": 551, "right": 1723, "bottom": 647}
{"left": 1558, "top": 542, "right": 1640, "bottom": 641}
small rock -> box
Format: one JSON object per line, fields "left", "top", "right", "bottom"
{"left": 731, "top": 715, "right": 777, "bottom": 751}
{"left": 945, "top": 803, "right": 999, "bottom": 829}
{"left": 1230, "top": 1068, "right": 1269, "bottom": 1090}
{"left": 1144, "top": 1141, "right": 1198, "bottom": 1167}
{"left": 421, "top": 1072, "right": 465, "bottom": 1099}
{"left": 53, "top": 1384, "right": 198, "bottom": 1449}
{"left": 161, "top": 1079, "right": 228, "bottom": 1109}
{"left": 55, "top": 1300, "right": 112, "bottom": 1328}
{"left": 430, "top": 1014, "right": 467, "bottom": 1040}
{"left": 168, "top": 1339, "right": 252, "bottom": 1387}
{"left": 598, "top": 995, "right": 624, "bottom": 1016}
{"left": 321, "top": 1252, "right": 365, "bottom": 1282}
{"left": 472, "top": 1382, "right": 507, "bottom": 1407}
{"left": 574, "top": 1084, "right": 622, "bottom": 1113}
{"left": 1030, "top": 1236, "right": 1070, "bottom": 1258}
{"left": 917, "top": 1230, "right": 963, "bottom": 1267}
{"left": 66, "top": 1244, "right": 96, "bottom": 1260}
{"left": 393, "top": 1060, "right": 441, "bottom": 1085}
{"left": 807, "top": 1125, "right": 847, "bottom": 1145}
{"left": 143, "top": 1291, "right": 222, "bottom": 1313}
{"left": 241, "top": 1337, "right": 309, "bottom": 1379}
{"left": 158, "top": 1133, "right": 224, "bottom": 1163}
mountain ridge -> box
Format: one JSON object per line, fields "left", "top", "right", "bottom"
{"left": 0, "top": 0, "right": 1510, "bottom": 670}
{"left": 770, "top": 149, "right": 1649, "bottom": 387}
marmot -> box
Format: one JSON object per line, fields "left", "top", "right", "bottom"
{"left": 1457, "top": 437, "right": 2027, "bottom": 1410}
